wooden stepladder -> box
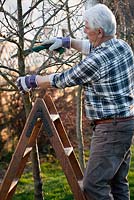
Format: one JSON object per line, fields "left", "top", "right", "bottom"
{"left": 0, "top": 94, "right": 87, "bottom": 200}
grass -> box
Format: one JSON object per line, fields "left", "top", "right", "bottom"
{"left": 13, "top": 160, "right": 73, "bottom": 200}
{"left": 128, "top": 145, "right": 134, "bottom": 200}
{"left": 10, "top": 145, "right": 134, "bottom": 199}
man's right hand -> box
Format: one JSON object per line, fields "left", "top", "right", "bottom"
{"left": 16, "top": 75, "right": 38, "bottom": 93}
{"left": 42, "top": 37, "right": 70, "bottom": 51}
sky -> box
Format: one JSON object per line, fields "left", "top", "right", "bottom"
{"left": 3, "top": 0, "right": 83, "bottom": 11}
{"left": 1, "top": 0, "right": 97, "bottom": 40}
{"left": 1, "top": 0, "right": 86, "bottom": 35}
{"left": 2, "top": 0, "right": 84, "bottom": 25}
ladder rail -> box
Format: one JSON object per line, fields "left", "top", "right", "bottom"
{"left": 0, "top": 119, "right": 42, "bottom": 200}
{"left": 43, "top": 95, "right": 86, "bottom": 199}
{"left": 44, "top": 95, "right": 85, "bottom": 179}
{"left": 49, "top": 133, "right": 85, "bottom": 199}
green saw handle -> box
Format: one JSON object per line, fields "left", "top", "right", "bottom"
{"left": 25, "top": 44, "right": 65, "bottom": 55}
{"left": 11, "top": 43, "right": 65, "bottom": 58}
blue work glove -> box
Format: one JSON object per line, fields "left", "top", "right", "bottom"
{"left": 17, "top": 75, "right": 38, "bottom": 93}
{"left": 42, "top": 37, "right": 71, "bottom": 51}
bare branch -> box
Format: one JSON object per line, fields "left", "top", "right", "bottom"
{"left": 31, "top": 0, "right": 69, "bottom": 47}
{"left": 0, "top": 65, "right": 20, "bottom": 74}
{"left": 0, "top": 5, "right": 18, "bottom": 22}
{"left": 0, "top": 33, "right": 20, "bottom": 47}
{"left": 0, "top": 71, "right": 18, "bottom": 89}
{"left": 0, "top": 88, "right": 17, "bottom": 91}
{"left": 23, "top": 0, "right": 44, "bottom": 19}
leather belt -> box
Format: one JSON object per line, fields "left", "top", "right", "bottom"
{"left": 94, "top": 116, "right": 134, "bottom": 125}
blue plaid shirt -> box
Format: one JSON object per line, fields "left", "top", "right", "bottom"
{"left": 51, "top": 38, "right": 134, "bottom": 120}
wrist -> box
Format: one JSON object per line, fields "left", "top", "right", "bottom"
{"left": 62, "top": 37, "right": 71, "bottom": 48}
{"left": 36, "top": 75, "right": 51, "bottom": 89}
{"left": 57, "top": 37, "right": 71, "bottom": 48}
{"left": 36, "top": 75, "right": 42, "bottom": 87}
{"left": 24, "top": 75, "right": 37, "bottom": 89}
{"left": 29, "top": 75, "right": 38, "bottom": 88}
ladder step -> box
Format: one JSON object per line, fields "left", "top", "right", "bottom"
{"left": 23, "top": 147, "right": 32, "bottom": 157}
{"left": 64, "top": 147, "right": 73, "bottom": 156}
{"left": 50, "top": 114, "right": 60, "bottom": 121}
{"left": 9, "top": 178, "right": 19, "bottom": 193}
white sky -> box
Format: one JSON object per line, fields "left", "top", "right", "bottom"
{"left": 1, "top": 0, "right": 93, "bottom": 40}
{"left": 3, "top": 0, "right": 83, "bottom": 11}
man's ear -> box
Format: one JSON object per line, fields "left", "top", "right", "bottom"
{"left": 98, "top": 28, "right": 104, "bottom": 38}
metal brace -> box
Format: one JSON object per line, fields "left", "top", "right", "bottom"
{"left": 26, "top": 106, "right": 53, "bottom": 137}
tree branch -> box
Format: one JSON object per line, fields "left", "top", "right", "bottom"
{"left": 0, "top": 65, "right": 20, "bottom": 74}
{"left": 0, "top": 6, "right": 18, "bottom": 22}
{"left": 23, "top": 0, "right": 43, "bottom": 19}
{"left": 31, "top": 0, "right": 68, "bottom": 47}
{"left": 0, "top": 71, "right": 18, "bottom": 89}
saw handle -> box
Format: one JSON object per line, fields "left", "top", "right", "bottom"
{"left": 11, "top": 43, "right": 65, "bottom": 58}
{"left": 31, "top": 43, "right": 65, "bottom": 54}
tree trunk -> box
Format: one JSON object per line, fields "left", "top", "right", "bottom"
{"left": 113, "top": 0, "right": 134, "bottom": 50}
{"left": 22, "top": 94, "right": 44, "bottom": 200}
{"left": 31, "top": 142, "right": 44, "bottom": 200}
{"left": 76, "top": 86, "right": 85, "bottom": 171}
{"left": 17, "top": 1, "right": 44, "bottom": 199}
{"left": 97, "top": 0, "right": 134, "bottom": 50}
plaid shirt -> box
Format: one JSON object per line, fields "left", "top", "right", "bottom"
{"left": 51, "top": 38, "right": 134, "bottom": 120}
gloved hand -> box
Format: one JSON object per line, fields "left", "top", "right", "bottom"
{"left": 17, "top": 75, "right": 38, "bottom": 93}
{"left": 42, "top": 37, "right": 70, "bottom": 51}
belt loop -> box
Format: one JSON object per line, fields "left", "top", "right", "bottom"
{"left": 90, "top": 121, "right": 96, "bottom": 131}
{"left": 112, "top": 115, "right": 117, "bottom": 125}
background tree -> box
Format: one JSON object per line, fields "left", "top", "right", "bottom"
{"left": 98, "top": 0, "right": 134, "bottom": 50}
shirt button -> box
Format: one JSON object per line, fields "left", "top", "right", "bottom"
{"left": 101, "top": 43, "right": 106, "bottom": 47}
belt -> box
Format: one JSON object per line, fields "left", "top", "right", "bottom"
{"left": 94, "top": 116, "right": 134, "bottom": 125}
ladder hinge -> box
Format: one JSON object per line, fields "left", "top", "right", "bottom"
{"left": 26, "top": 107, "right": 53, "bottom": 137}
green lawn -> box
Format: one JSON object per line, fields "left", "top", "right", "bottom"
{"left": 12, "top": 145, "right": 134, "bottom": 200}
{"left": 128, "top": 145, "right": 134, "bottom": 199}
{"left": 13, "top": 160, "right": 73, "bottom": 200}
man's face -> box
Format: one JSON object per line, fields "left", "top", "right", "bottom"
{"left": 84, "top": 21, "right": 99, "bottom": 44}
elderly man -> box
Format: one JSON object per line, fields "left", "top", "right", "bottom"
{"left": 17, "top": 4, "right": 134, "bottom": 200}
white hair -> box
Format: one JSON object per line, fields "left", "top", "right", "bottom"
{"left": 84, "top": 4, "right": 116, "bottom": 36}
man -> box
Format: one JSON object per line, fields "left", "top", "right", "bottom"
{"left": 17, "top": 4, "right": 134, "bottom": 200}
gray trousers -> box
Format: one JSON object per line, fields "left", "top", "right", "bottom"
{"left": 83, "top": 119, "right": 134, "bottom": 200}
